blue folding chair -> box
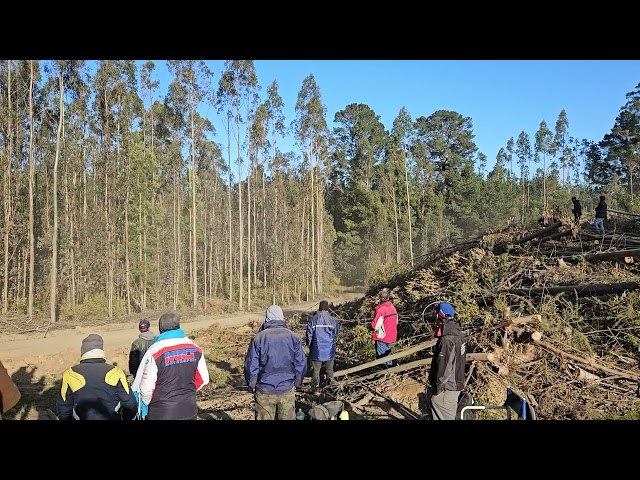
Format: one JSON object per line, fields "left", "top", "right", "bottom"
{"left": 459, "top": 386, "right": 536, "bottom": 420}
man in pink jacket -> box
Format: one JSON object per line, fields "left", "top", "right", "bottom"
{"left": 371, "top": 288, "right": 398, "bottom": 368}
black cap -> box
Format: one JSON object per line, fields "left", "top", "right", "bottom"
{"left": 139, "top": 319, "right": 150, "bottom": 331}
{"left": 319, "top": 300, "right": 329, "bottom": 311}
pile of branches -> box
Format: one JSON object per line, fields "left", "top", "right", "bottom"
{"left": 324, "top": 217, "right": 640, "bottom": 420}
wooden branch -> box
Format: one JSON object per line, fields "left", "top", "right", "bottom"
{"left": 485, "top": 314, "right": 541, "bottom": 333}
{"left": 503, "top": 282, "right": 640, "bottom": 297}
{"left": 329, "top": 349, "right": 499, "bottom": 384}
{"left": 609, "top": 208, "right": 640, "bottom": 218}
{"left": 533, "top": 337, "right": 640, "bottom": 382}
{"left": 511, "top": 221, "right": 563, "bottom": 244}
{"left": 560, "top": 249, "right": 640, "bottom": 263}
{"left": 532, "top": 228, "right": 574, "bottom": 245}
{"left": 332, "top": 340, "right": 437, "bottom": 379}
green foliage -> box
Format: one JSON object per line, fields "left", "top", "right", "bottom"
{"left": 59, "top": 293, "right": 125, "bottom": 323}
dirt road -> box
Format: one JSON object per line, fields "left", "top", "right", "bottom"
{"left": 0, "top": 292, "right": 364, "bottom": 378}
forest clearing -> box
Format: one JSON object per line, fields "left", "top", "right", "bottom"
{"left": 3, "top": 214, "right": 640, "bottom": 420}
{"left": 2, "top": 61, "right": 640, "bottom": 420}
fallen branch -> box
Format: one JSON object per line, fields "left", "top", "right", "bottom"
{"left": 533, "top": 336, "right": 640, "bottom": 382}
{"left": 503, "top": 282, "right": 640, "bottom": 297}
{"left": 511, "top": 222, "right": 563, "bottom": 244}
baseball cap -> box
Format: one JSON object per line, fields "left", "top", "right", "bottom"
{"left": 139, "top": 319, "right": 150, "bottom": 332}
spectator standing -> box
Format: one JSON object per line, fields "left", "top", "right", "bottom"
{"left": 56, "top": 334, "right": 137, "bottom": 420}
{"left": 594, "top": 195, "right": 607, "bottom": 235}
{"left": 571, "top": 197, "right": 582, "bottom": 224}
{"left": 306, "top": 300, "right": 340, "bottom": 390}
{"left": 244, "top": 305, "right": 307, "bottom": 420}
{"left": 128, "top": 319, "right": 156, "bottom": 378}
{"left": 0, "top": 359, "right": 21, "bottom": 420}
{"left": 371, "top": 288, "right": 398, "bottom": 368}
{"left": 426, "top": 302, "right": 466, "bottom": 420}
{"left": 131, "top": 312, "right": 210, "bottom": 420}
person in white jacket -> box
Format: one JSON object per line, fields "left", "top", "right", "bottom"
{"left": 131, "top": 312, "right": 209, "bottom": 420}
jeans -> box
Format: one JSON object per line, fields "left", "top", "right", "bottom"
{"left": 375, "top": 340, "right": 393, "bottom": 367}
{"left": 594, "top": 217, "right": 605, "bottom": 234}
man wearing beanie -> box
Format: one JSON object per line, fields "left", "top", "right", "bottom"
{"left": 244, "top": 304, "right": 307, "bottom": 420}
{"left": 306, "top": 300, "right": 340, "bottom": 390}
{"left": 131, "top": 311, "right": 209, "bottom": 420}
{"left": 56, "top": 334, "right": 137, "bottom": 420}
{"left": 128, "top": 319, "right": 156, "bottom": 379}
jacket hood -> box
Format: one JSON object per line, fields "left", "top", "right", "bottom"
{"left": 259, "top": 319, "right": 287, "bottom": 332}
{"left": 441, "top": 319, "right": 462, "bottom": 336}
{"left": 139, "top": 331, "right": 156, "bottom": 341}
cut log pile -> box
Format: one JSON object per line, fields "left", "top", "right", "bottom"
{"left": 321, "top": 214, "right": 640, "bottom": 420}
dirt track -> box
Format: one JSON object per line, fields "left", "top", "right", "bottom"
{"left": 0, "top": 293, "right": 364, "bottom": 378}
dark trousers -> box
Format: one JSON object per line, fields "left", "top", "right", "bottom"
{"left": 311, "top": 358, "right": 335, "bottom": 388}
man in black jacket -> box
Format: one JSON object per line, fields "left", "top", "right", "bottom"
{"left": 129, "top": 319, "right": 156, "bottom": 378}
{"left": 57, "top": 334, "right": 137, "bottom": 420}
{"left": 594, "top": 195, "right": 607, "bottom": 235}
{"left": 571, "top": 197, "right": 582, "bottom": 224}
{"left": 426, "top": 302, "right": 466, "bottom": 420}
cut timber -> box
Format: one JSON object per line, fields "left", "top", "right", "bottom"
{"left": 511, "top": 221, "right": 563, "bottom": 244}
{"left": 569, "top": 364, "right": 600, "bottom": 381}
{"left": 486, "top": 314, "right": 541, "bottom": 332}
{"left": 560, "top": 248, "right": 640, "bottom": 263}
{"left": 503, "top": 282, "right": 640, "bottom": 297}
{"left": 609, "top": 208, "right": 640, "bottom": 218}
{"left": 533, "top": 337, "right": 640, "bottom": 382}
{"left": 332, "top": 351, "right": 498, "bottom": 383}
{"left": 532, "top": 228, "right": 574, "bottom": 245}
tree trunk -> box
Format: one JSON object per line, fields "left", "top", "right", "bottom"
{"left": 3, "top": 60, "right": 12, "bottom": 314}
{"left": 50, "top": 73, "right": 63, "bottom": 323}
{"left": 27, "top": 60, "right": 35, "bottom": 318}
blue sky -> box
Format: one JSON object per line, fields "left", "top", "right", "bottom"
{"left": 147, "top": 60, "right": 640, "bottom": 174}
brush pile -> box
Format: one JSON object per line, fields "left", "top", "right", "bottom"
{"left": 320, "top": 214, "right": 640, "bottom": 420}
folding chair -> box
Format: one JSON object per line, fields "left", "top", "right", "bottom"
{"left": 459, "top": 386, "right": 536, "bottom": 420}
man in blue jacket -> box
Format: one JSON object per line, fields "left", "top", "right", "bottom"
{"left": 244, "top": 305, "right": 307, "bottom": 420}
{"left": 306, "top": 300, "right": 340, "bottom": 390}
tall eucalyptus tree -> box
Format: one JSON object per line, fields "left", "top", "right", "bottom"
{"left": 391, "top": 106, "right": 415, "bottom": 266}
{"left": 166, "top": 60, "right": 215, "bottom": 309}
{"left": 292, "top": 74, "right": 328, "bottom": 297}
{"left": 516, "top": 131, "right": 532, "bottom": 223}
{"left": 534, "top": 119, "right": 554, "bottom": 208}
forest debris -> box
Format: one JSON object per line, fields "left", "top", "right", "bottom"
{"left": 569, "top": 364, "right": 600, "bottom": 382}
{"left": 504, "top": 282, "right": 640, "bottom": 297}
{"left": 533, "top": 337, "right": 640, "bottom": 382}
{"left": 512, "top": 221, "right": 563, "bottom": 244}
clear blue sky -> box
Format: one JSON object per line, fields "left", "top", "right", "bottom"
{"left": 148, "top": 60, "right": 640, "bottom": 173}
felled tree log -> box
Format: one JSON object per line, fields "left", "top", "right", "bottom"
{"left": 503, "top": 282, "right": 640, "bottom": 297}
{"left": 533, "top": 336, "right": 640, "bottom": 382}
{"left": 532, "top": 228, "right": 574, "bottom": 245}
{"left": 511, "top": 221, "right": 563, "bottom": 244}
{"left": 485, "top": 314, "right": 541, "bottom": 333}
{"left": 560, "top": 248, "right": 640, "bottom": 263}
{"left": 608, "top": 208, "right": 640, "bottom": 218}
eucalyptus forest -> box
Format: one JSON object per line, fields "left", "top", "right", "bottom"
{"left": 1, "top": 59, "right": 639, "bottom": 324}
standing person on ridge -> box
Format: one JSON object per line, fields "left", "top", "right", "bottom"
{"left": 594, "top": 194, "right": 607, "bottom": 235}
{"left": 426, "top": 302, "right": 466, "bottom": 420}
{"left": 244, "top": 304, "right": 307, "bottom": 420}
{"left": 571, "top": 197, "right": 582, "bottom": 224}
{"left": 306, "top": 300, "right": 340, "bottom": 390}
{"left": 128, "top": 319, "right": 156, "bottom": 379}
{"left": 371, "top": 288, "right": 398, "bottom": 368}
